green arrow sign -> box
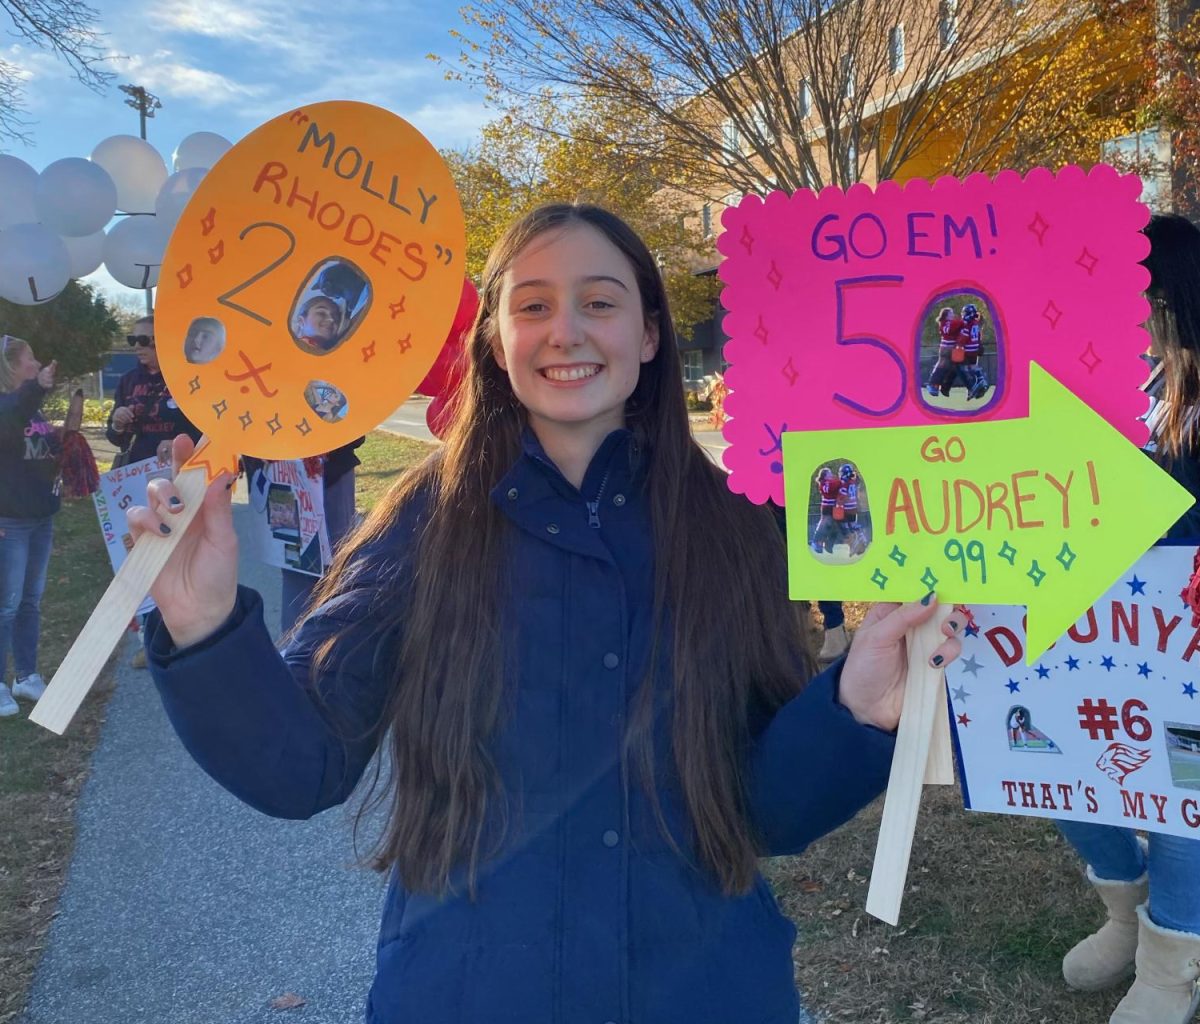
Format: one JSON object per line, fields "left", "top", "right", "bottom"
{"left": 783, "top": 363, "right": 1194, "bottom": 661}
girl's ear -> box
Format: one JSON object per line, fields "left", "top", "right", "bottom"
{"left": 640, "top": 319, "right": 660, "bottom": 364}
{"left": 491, "top": 334, "right": 508, "bottom": 372}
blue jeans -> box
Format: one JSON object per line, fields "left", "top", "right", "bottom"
{"left": 0, "top": 515, "right": 54, "bottom": 681}
{"left": 280, "top": 468, "right": 357, "bottom": 634}
{"left": 1057, "top": 820, "right": 1200, "bottom": 933}
{"left": 818, "top": 600, "right": 844, "bottom": 630}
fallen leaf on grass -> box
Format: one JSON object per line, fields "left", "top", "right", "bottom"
{"left": 268, "top": 993, "right": 306, "bottom": 1010}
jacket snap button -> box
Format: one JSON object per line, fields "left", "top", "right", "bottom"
{"left": 612, "top": 494, "right": 625, "bottom": 506}
{"left": 546, "top": 523, "right": 560, "bottom": 535}
{"left": 507, "top": 488, "right": 518, "bottom": 500}
{"left": 602, "top": 830, "right": 620, "bottom": 848}
{"left": 603, "top": 652, "right": 619, "bottom": 669}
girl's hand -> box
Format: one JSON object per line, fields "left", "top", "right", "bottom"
{"left": 124, "top": 434, "right": 239, "bottom": 649}
{"left": 37, "top": 360, "right": 56, "bottom": 389}
{"left": 838, "top": 596, "right": 963, "bottom": 731}
{"left": 111, "top": 406, "right": 134, "bottom": 431}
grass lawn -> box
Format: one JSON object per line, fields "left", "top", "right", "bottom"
{"left": 353, "top": 430, "right": 436, "bottom": 512}
{"left": 0, "top": 492, "right": 119, "bottom": 1024}
{"left": 783, "top": 601, "right": 1116, "bottom": 1023}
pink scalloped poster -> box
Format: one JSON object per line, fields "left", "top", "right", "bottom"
{"left": 718, "top": 166, "right": 1151, "bottom": 505}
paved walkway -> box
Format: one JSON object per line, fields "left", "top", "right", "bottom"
{"left": 20, "top": 489, "right": 386, "bottom": 1024}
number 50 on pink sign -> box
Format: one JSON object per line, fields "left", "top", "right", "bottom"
{"left": 717, "top": 167, "right": 1151, "bottom": 507}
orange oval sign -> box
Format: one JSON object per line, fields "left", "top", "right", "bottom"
{"left": 157, "top": 101, "right": 465, "bottom": 464}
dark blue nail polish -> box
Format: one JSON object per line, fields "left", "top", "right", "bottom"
{"left": 930, "top": 654, "right": 944, "bottom": 667}
{"left": 169, "top": 496, "right": 182, "bottom": 507}
{"left": 159, "top": 523, "right": 171, "bottom": 535}
{"left": 949, "top": 619, "right": 960, "bottom": 631}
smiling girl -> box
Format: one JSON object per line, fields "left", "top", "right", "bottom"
{"left": 129, "top": 204, "right": 961, "bottom": 1024}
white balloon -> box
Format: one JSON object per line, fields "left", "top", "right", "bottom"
{"left": 63, "top": 229, "right": 107, "bottom": 279}
{"left": 154, "top": 167, "right": 207, "bottom": 237}
{"left": 102, "top": 216, "right": 167, "bottom": 289}
{"left": 90, "top": 135, "right": 168, "bottom": 215}
{"left": 35, "top": 157, "right": 118, "bottom": 237}
{"left": 0, "top": 155, "right": 38, "bottom": 229}
{"left": 172, "top": 131, "right": 232, "bottom": 173}
{"left": 0, "top": 223, "right": 71, "bottom": 304}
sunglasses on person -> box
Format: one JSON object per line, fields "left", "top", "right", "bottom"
{"left": 127, "top": 334, "right": 156, "bottom": 348}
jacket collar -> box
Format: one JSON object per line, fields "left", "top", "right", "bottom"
{"left": 492, "top": 429, "right": 646, "bottom": 560}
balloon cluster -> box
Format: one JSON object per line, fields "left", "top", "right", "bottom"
{"left": 416, "top": 277, "right": 479, "bottom": 439}
{"left": 0, "top": 131, "right": 232, "bottom": 304}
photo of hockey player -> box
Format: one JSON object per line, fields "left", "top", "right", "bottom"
{"left": 919, "top": 291, "right": 1000, "bottom": 413}
{"left": 807, "top": 458, "right": 872, "bottom": 565}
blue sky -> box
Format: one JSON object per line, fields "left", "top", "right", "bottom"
{"left": 3, "top": 0, "right": 491, "bottom": 304}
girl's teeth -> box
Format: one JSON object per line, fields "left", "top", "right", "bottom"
{"left": 545, "top": 366, "right": 599, "bottom": 381}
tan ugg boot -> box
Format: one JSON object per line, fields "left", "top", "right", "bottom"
{"left": 1109, "top": 905, "right": 1200, "bottom": 1024}
{"left": 1062, "top": 868, "right": 1149, "bottom": 991}
{"left": 818, "top": 624, "right": 849, "bottom": 661}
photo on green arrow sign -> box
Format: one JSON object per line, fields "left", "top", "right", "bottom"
{"left": 808, "top": 458, "right": 873, "bottom": 565}
{"left": 918, "top": 289, "right": 1002, "bottom": 415}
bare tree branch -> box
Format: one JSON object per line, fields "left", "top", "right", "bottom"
{"left": 0, "top": 0, "right": 113, "bottom": 143}
{"left": 440, "top": 0, "right": 1163, "bottom": 203}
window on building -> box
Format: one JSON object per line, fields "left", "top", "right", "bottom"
{"left": 845, "top": 134, "right": 859, "bottom": 183}
{"left": 723, "top": 190, "right": 744, "bottom": 209}
{"left": 681, "top": 349, "right": 704, "bottom": 385}
{"left": 840, "top": 53, "right": 855, "bottom": 98}
{"left": 722, "top": 118, "right": 740, "bottom": 154}
{"left": 940, "top": 0, "right": 958, "bottom": 46}
{"left": 798, "top": 79, "right": 812, "bottom": 118}
{"left": 1101, "top": 130, "right": 1167, "bottom": 210}
{"left": 750, "top": 102, "right": 772, "bottom": 148}
{"left": 889, "top": 24, "right": 906, "bottom": 73}
{"left": 701, "top": 203, "right": 713, "bottom": 238}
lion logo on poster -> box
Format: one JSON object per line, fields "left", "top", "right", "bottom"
{"left": 1096, "top": 742, "right": 1152, "bottom": 785}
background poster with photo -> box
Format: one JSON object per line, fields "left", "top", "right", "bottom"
{"left": 92, "top": 455, "right": 173, "bottom": 617}
{"left": 245, "top": 459, "right": 330, "bottom": 577}
{"left": 950, "top": 545, "right": 1200, "bottom": 839}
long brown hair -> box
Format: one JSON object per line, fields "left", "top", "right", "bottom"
{"left": 312, "top": 204, "right": 813, "bottom": 896}
{"left": 1143, "top": 214, "right": 1200, "bottom": 462}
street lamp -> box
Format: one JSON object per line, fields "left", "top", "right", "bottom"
{"left": 119, "top": 84, "right": 162, "bottom": 142}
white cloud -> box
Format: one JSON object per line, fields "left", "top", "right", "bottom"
{"left": 119, "top": 53, "right": 266, "bottom": 108}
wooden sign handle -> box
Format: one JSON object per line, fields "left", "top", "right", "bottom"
{"left": 924, "top": 678, "right": 955, "bottom": 785}
{"left": 29, "top": 465, "right": 211, "bottom": 735}
{"left": 865, "top": 604, "right": 952, "bottom": 925}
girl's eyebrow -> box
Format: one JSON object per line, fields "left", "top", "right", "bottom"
{"left": 511, "top": 275, "right": 630, "bottom": 292}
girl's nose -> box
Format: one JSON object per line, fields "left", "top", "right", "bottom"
{"left": 547, "top": 308, "right": 582, "bottom": 348}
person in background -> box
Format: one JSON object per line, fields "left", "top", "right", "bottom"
{"left": 1056, "top": 213, "right": 1200, "bottom": 1024}
{"left": 243, "top": 439, "right": 365, "bottom": 635}
{"left": 0, "top": 336, "right": 61, "bottom": 716}
{"left": 107, "top": 314, "right": 202, "bottom": 669}
{"left": 107, "top": 315, "right": 202, "bottom": 465}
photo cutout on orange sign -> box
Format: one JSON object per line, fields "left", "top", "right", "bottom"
{"left": 304, "top": 380, "right": 349, "bottom": 423}
{"left": 290, "top": 258, "right": 372, "bottom": 356}
{"left": 808, "top": 458, "right": 872, "bottom": 566}
{"left": 918, "top": 289, "right": 1003, "bottom": 415}
{"left": 183, "top": 316, "right": 227, "bottom": 365}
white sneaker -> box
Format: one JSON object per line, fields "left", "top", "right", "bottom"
{"left": 12, "top": 673, "right": 46, "bottom": 701}
{"left": 0, "top": 684, "right": 18, "bottom": 717}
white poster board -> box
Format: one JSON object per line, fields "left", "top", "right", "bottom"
{"left": 245, "top": 459, "right": 330, "bottom": 578}
{"left": 950, "top": 544, "right": 1200, "bottom": 838}
{"left": 92, "top": 455, "right": 173, "bottom": 617}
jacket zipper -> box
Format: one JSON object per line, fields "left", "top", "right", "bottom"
{"left": 586, "top": 467, "right": 612, "bottom": 529}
